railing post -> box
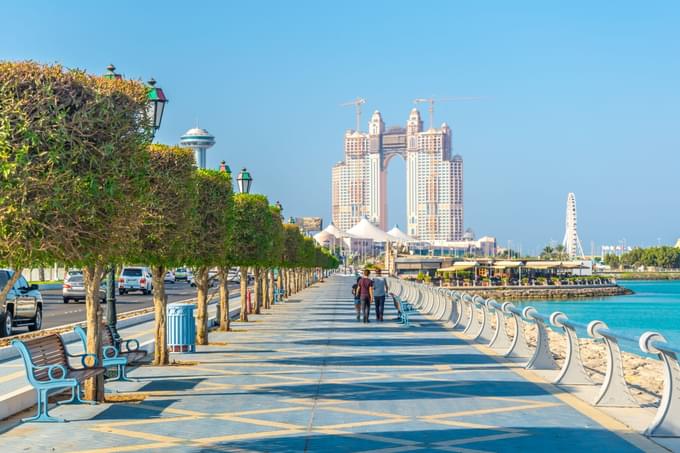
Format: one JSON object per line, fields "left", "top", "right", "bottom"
{"left": 488, "top": 300, "right": 512, "bottom": 350}
{"left": 468, "top": 295, "right": 484, "bottom": 340}
{"left": 458, "top": 293, "right": 474, "bottom": 333}
{"left": 524, "top": 307, "right": 558, "bottom": 370}
{"left": 434, "top": 289, "right": 447, "bottom": 320}
{"left": 588, "top": 320, "right": 638, "bottom": 407}
{"left": 550, "top": 312, "right": 593, "bottom": 385}
{"left": 503, "top": 302, "right": 532, "bottom": 358}
{"left": 473, "top": 298, "right": 495, "bottom": 344}
{"left": 640, "top": 332, "right": 680, "bottom": 438}
{"left": 443, "top": 290, "right": 458, "bottom": 328}
{"left": 461, "top": 294, "right": 475, "bottom": 334}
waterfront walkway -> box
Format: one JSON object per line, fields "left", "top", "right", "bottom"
{"left": 0, "top": 276, "right": 663, "bottom": 452}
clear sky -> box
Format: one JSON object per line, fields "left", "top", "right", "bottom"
{"left": 3, "top": 1, "right": 679, "bottom": 254}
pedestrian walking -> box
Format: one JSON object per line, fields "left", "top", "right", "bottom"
{"left": 372, "top": 269, "right": 388, "bottom": 321}
{"left": 357, "top": 269, "right": 373, "bottom": 323}
{"left": 351, "top": 276, "right": 361, "bottom": 321}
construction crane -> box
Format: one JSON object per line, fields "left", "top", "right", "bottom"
{"left": 340, "top": 97, "right": 366, "bottom": 132}
{"left": 413, "top": 97, "right": 482, "bottom": 129}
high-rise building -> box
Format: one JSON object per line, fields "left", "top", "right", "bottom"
{"left": 331, "top": 108, "right": 464, "bottom": 241}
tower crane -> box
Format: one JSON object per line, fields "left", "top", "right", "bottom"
{"left": 340, "top": 97, "right": 366, "bottom": 132}
{"left": 413, "top": 97, "right": 482, "bottom": 129}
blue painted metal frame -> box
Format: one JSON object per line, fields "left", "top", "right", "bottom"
{"left": 73, "top": 326, "right": 131, "bottom": 382}
{"left": 393, "top": 295, "right": 418, "bottom": 327}
{"left": 11, "top": 338, "right": 99, "bottom": 423}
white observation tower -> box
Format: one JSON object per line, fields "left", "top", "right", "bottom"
{"left": 180, "top": 127, "right": 215, "bottom": 169}
{"left": 563, "top": 192, "right": 585, "bottom": 259}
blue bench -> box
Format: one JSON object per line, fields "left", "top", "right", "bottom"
{"left": 74, "top": 325, "right": 147, "bottom": 382}
{"left": 392, "top": 295, "right": 418, "bottom": 327}
{"left": 12, "top": 334, "right": 105, "bottom": 422}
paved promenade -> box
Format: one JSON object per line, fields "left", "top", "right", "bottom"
{"left": 0, "top": 276, "right": 663, "bottom": 452}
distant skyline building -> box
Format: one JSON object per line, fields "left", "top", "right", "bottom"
{"left": 331, "top": 108, "right": 464, "bottom": 241}
{"left": 563, "top": 192, "right": 585, "bottom": 259}
{"left": 180, "top": 127, "right": 215, "bottom": 169}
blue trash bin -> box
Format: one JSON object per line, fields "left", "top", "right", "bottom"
{"left": 167, "top": 303, "right": 196, "bottom": 353}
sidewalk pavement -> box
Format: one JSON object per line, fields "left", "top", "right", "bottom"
{"left": 0, "top": 276, "right": 666, "bottom": 452}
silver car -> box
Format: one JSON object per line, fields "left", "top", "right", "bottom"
{"left": 63, "top": 274, "right": 107, "bottom": 304}
{"left": 0, "top": 269, "right": 43, "bottom": 337}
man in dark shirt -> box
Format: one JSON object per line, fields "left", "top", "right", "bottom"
{"left": 358, "top": 269, "right": 374, "bottom": 323}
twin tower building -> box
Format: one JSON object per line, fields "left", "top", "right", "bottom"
{"left": 332, "top": 108, "right": 464, "bottom": 242}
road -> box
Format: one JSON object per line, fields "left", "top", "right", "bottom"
{"left": 32, "top": 281, "right": 237, "bottom": 331}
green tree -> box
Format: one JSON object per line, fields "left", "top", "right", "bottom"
{"left": 228, "top": 194, "right": 273, "bottom": 321}
{"left": 133, "top": 144, "right": 196, "bottom": 365}
{"left": 0, "top": 62, "right": 152, "bottom": 399}
{"left": 185, "top": 170, "right": 232, "bottom": 345}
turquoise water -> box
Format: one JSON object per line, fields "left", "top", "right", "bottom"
{"left": 514, "top": 280, "right": 680, "bottom": 351}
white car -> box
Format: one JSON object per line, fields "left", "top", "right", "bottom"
{"left": 164, "top": 271, "right": 176, "bottom": 284}
{"left": 189, "top": 270, "right": 218, "bottom": 287}
{"left": 118, "top": 267, "right": 153, "bottom": 295}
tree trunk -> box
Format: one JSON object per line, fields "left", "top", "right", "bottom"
{"left": 239, "top": 267, "right": 248, "bottom": 321}
{"left": 262, "top": 269, "right": 268, "bottom": 310}
{"left": 195, "top": 267, "right": 209, "bottom": 345}
{"left": 260, "top": 269, "right": 268, "bottom": 310}
{"left": 151, "top": 265, "right": 168, "bottom": 366}
{"left": 268, "top": 270, "right": 275, "bottom": 308}
{"left": 83, "top": 263, "right": 104, "bottom": 402}
{"left": 277, "top": 270, "right": 283, "bottom": 302}
{"left": 253, "top": 267, "right": 261, "bottom": 314}
{"left": 38, "top": 267, "right": 45, "bottom": 282}
{"left": 219, "top": 267, "right": 230, "bottom": 331}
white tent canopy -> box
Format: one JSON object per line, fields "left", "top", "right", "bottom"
{"left": 323, "top": 223, "right": 347, "bottom": 239}
{"left": 313, "top": 230, "right": 337, "bottom": 245}
{"left": 387, "top": 225, "right": 417, "bottom": 243}
{"left": 346, "top": 217, "right": 398, "bottom": 242}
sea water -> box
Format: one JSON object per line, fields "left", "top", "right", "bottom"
{"left": 514, "top": 280, "right": 680, "bottom": 352}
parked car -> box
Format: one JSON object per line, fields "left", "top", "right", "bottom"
{"left": 164, "top": 270, "right": 176, "bottom": 284}
{"left": 188, "top": 270, "right": 218, "bottom": 287}
{"left": 0, "top": 269, "right": 43, "bottom": 337}
{"left": 63, "top": 274, "right": 107, "bottom": 304}
{"left": 174, "top": 268, "right": 189, "bottom": 281}
{"left": 118, "top": 267, "right": 153, "bottom": 295}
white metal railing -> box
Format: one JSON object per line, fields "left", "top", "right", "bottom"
{"left": 386, "top": 277, "right": 680, "bottom": 439}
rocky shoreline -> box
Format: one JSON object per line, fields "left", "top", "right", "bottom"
{"left": 460, "top": 284, "right": 633, "bottom": 301}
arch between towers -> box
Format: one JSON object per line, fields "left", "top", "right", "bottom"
{"left": 380, "top": 149, "right": 409, "bottom": 231}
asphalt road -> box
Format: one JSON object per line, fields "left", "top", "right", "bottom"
{"left": 30, "top": 280, "right": 237, "bottom": 331}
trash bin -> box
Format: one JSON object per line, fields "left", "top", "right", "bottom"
{"left": 167, "top": 303, "right": 196, "bottom": 353}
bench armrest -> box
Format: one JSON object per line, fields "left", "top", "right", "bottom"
{"left": 80, "top": 353, "right": 100, "bottom": 368}
{"left": 103, "top": 346, "right": 119, "bottom": 359}
{"left": 32, "top": 364, "right": 68, "bottom": 381}
{"left": 122, "top": 339, "right": 140, "bottom": 352}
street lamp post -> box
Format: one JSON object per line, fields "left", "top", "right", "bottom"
{"left": 237, "top": 168, "right": 253, "bottom": 194}
{"left": 102, "top": 65, "right": 167, "bottom": 340}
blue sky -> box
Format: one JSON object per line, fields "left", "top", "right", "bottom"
{"left": 3, "top": 1, "right": 679, "bottom": 254}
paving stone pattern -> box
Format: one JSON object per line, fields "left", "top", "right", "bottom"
{"left": 0, "top": 276, "right": 647, "bottom": 452}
